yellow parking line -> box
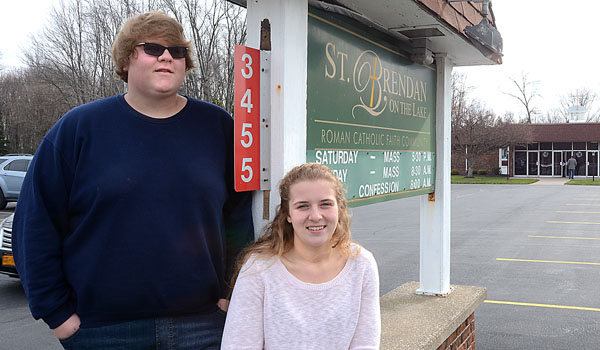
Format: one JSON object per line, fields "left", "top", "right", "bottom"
{"left": 547, "top": 221, "right": 600, "bottom": 225}
{"left": 556, "top": 211, "right": 600, "bottom": 214}
{"left": 496, "top": 258, "right": 600, "bottom": 266}
{"left": 484, "top": 300, "right": 600, "bottom": 312}
{"left": 529, "top": 235, "right": 600, "bottom": 240}
{"left": 567, "top": 204, "right": 600, "bottom": 207}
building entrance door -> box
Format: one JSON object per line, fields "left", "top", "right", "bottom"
{"left": 528, "top": 152, "right": 538, "bottom": 176}
{"left": 514, "top": 152, "right": 527, "bottom": 176}
{"left": 563, "top": 151, "right": 573, "bottom": 177}
{"left": 540, "top": 151, "right": 552, "bottom": 176}
{"left": 553, "top": 151, "right": 562, "bottom": 177}
{"left": 574, "top": 151, "right": 585, "bottom": 177}
{"left": 588, "top": 151, "right": 598, "bottom": 177}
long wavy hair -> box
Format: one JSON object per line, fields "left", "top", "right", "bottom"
{"left": 230, "top": 163, "right": 355, "bottom": 290}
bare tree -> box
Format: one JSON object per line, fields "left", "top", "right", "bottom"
{"left": 505, "top": 72, "right": 540, "bottom": 123}
{"left": 451, "top": 73, "right": 471, "bottom": 123}
{"left": 452, "top": 101, "right": 514, "bottom": 177}
{"left": 538, "top": 108, "right": 563, "bottom": 124}
{"left": 24, "top": 0, "right": 93, "bottom": 106}
{"left": 502, "top": 111, "right": 517, "bottom": 123}
{"left": 452, "top": 73, "right": 526, "bottom": 177}
{"left": 218, "top": 2, "right": 246, "bottom": 112}
{"left": 184, "top": 0, "right": 224, "bottom": 101}
{"left": 0, "top": 69, "right": 66, "bottom": 153}
{"left": 170, "top": 0, "right": 246, "bottom": 110}
{"left": 86, "top": 0, "right": 133, "bottom": 98}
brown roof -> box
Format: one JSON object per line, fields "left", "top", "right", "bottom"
{"left": 519, "top": 123, "right": 600, "bottom": 143}
{"left": 417, "top": 0, "right": 496, "bottom": 34}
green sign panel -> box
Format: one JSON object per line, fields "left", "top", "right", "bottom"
{"left": 307, "top": 9, "right": 436, "bottom": 207}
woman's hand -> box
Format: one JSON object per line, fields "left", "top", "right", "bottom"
{"left": 217, "top": 298, "right": 230, "bottom": 312}
{"left": 53, "top": 313, "right": 81, "bottom": 340}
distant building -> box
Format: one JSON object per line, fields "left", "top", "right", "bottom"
{"left": 452, "top": 123, "right": 600, "bottom": 178}
{"left": 567, "top": 105, "right": 587, "bottom": 123}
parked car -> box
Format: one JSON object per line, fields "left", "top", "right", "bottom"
{"left": 0, "top": 214, "right": 17, "bottom": 278}
{"left": 0, "top": 154, "right": 33, "bottom": 209}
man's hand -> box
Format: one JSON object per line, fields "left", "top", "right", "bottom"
{"left": 53, "top": 314, "right": 81, "bottom": 340}
{"left": 217, "top": 298, "right": 229, "bottom": 312}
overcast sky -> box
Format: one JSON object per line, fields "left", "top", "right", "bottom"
{"left": 1, "top": 0, "right": 55, "bottom": 67}
{"left": 456, "top": 0, "right": 599, "bottom": 119}
{"left": 2, "top": 0, "right": 598, "bottom": 120}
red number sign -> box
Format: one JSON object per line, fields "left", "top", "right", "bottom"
{"left": 234, "top": 45, "right": 260, "bottom": 191}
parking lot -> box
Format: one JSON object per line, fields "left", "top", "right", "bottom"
{"left": 1, "top": 183, "right": 599, "bottom": 349}
{"left": 352, "top": 182, "right": 600, "bottom": 349}
{"left": 0, "top": 204, "right": 64, "bottom": 350}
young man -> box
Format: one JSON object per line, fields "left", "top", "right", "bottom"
{"left": 567, "top": 155, "right": 577, "bottom": 179}
{"left": 12, "top": 12, "right": 253, "bottom": 349}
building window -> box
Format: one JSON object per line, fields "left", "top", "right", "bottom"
{"left": 589, "top": 151, "right": 599, "bottom": 176}
{"left": 587, "top": 142, "right": 598, "bottom": 150}
{"left": 514, "top": 152, "right": 527, "bottom": 175}
{"left": 540, "top": 142, "right": 552, "bottom": 150}
{"left": 553, "top": 142, "right": 572, "bottom": 150}
{"left": 574, "top": 151, "right": 585, "bottom": 176}
{"left": 573, "top": 142, "right": 586, "bottom": 150}
{"left": 528, "top": 143, "right": 539, "bottom": 150}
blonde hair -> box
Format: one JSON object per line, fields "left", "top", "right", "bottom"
{"left": 230, "top": 163, "right": 355, "bottom": 290}
{"left": 111, "top": 11, "right": 195, "bottom": 82}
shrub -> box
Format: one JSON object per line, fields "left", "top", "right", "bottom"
{"left": 451, "top": 169, "right": 459, "bottom": 175}
{"left": 491, "top": 166, "right": 501, "bottom": 175}
{"left": 478, "top": 169, "right": 488, "bottom": 175}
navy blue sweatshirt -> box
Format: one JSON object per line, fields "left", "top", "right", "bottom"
{"left": 13, "top": 95, "right": 254, "bottom": 329}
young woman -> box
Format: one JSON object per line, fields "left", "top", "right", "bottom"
{"left": 221, "top": 163, "right": 381, "bottom": 349}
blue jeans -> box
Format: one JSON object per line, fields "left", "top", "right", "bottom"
{"left": 59, "top": 309, "right": 226, "bottom": 350}
{"left": 568, "top": 169, "right": 575, "bottom": 179}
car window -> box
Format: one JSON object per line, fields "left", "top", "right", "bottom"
{"left": 4, "top": 159, "right": 29, "bottom": 172}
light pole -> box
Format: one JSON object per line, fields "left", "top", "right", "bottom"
{"left": 506, "top": 146, "right": 510, "bottom": 181}
{"left": 593, "top": 151, "right": 597, "bottom": 182}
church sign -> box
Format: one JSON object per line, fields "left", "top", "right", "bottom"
{"left": 307, "top": 8, "right": 437, "bottom": 207}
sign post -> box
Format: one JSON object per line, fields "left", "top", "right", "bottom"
{"left": 245, "top": 0, "right": 308, "bottom": 231}
{"left": 234, "top": 45, "right": 261, "bottom": 192}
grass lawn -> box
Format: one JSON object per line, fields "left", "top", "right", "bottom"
{"left": 565, "top": 179, "right": 600, "bottom": 186}
{"left": 451, "top": 175, "right": 538, "bottom": 184}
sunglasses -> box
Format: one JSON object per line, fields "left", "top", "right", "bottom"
{"left": 136, "top": 42, "right": 188, "bottom": 59}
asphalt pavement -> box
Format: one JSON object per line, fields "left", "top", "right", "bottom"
{"left": 0, "top": 204, "right": 64, "bottom": 350}
{"left": 351, "top": 181, "right": 600, "bottom": 350}
{"left": 1, "top": 183, "right": 600, "bottom": 349}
